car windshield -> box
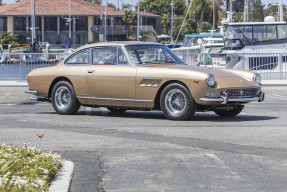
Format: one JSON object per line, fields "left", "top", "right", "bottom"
{"left": 125, "top": 45, "right": 184, "bottom": 65}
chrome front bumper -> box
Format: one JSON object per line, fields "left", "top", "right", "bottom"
{"left": 200, "top": 91, "right": 265, "bottom": 104}
{"left": 25, "top": 89, "right": 38, "bottom": 95}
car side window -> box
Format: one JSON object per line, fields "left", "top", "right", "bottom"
{"left": 65, "top": 49, "right": 90, "bottom": 65}
{"left": 92, "top": 47, "right": 128, "bottom": 65}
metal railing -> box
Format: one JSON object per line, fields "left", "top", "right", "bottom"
{"left": 91, "top": 25, "right": 158, "bottom": 36}
{"left": 0, "top": 53, "right": 64, "bottom": 80}
{"left": 172, "top": 48, "right": 287, "bottom": 80}
{"left": 0, "top": 51, "right": 286, "bottom": 80}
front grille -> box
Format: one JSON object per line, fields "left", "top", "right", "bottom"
{"left": 227, "top": 88, "right": 259, "bottom": 98}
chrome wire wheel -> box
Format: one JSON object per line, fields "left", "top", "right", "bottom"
{"left": 54, "top": 86, "right": 71, "bottom": 110}
{"left": 165, "top": 88, "right": 187, "bottom": 115}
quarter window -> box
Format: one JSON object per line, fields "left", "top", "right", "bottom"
{"left": 65, "top": 49, "right": 90, "bottom": 65}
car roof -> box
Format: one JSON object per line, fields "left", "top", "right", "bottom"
{"left": 77, "top": 41, "right": 163, "bottom": 50}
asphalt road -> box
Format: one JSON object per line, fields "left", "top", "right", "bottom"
{"left": 1, "top": 86, "right": 287, "bottom": 192}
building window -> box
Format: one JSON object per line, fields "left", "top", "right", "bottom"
{"left": 0, "top": 17, "right": 7, "bottom": 32}
{"left": 14, "top": 17, "right": 26, "bottom": 31}
{"left": 60, "top": 17, "right": 70, "bottom": 31}
{"left": 45, "top": 17, "right": 57, "bottom": 31}
{"left": 114, "top": 17, "right": 123, "bottom": 25}
{"left": 94, "top": 16, "right": 102, "bottom": 25}
{"left": 27, "top": 17, "right": 42, "bottom": 31}
{"left": 77, "top": 16, "right": 88, "bottom": 31}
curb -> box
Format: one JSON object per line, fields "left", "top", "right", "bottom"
{"left": 48, "top": 160, "right": 74, "bottom": 192}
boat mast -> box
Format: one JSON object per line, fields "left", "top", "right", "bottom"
{"left": 137, "top": 0, "right": 140, "bottom": 41}
{"left": 279, "top": 0, "right": 283, "bottom": 22}
{"left": 69, "top": 0, "right": 71, "bottom": 39}
{"left": 31, "top": 0, "right": 36, "bottom": 45}
{"left": 170, "top": 0, "right": 174, "bottom": 42}
{"left": 212, "top": 0, "right": 215, "bottom": 31}
{"left": 104, "top": 0, "right": 107, "bottom": 42}
{"left": 244, "top": 0, "right": 250, "bottom": 22}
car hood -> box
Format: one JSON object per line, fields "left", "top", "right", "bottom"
{"left": 139, "top": 64, "right": 258, "bottom": 88}
{"left": 141, "top": 64, "right": 239, "bottom": 77}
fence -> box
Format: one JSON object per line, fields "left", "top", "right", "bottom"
{"left": 0, "top": 51, "right": 286, "bottom": 80}
{"left": 0, "top": 53, "right": 64, "bottom": 80}
{"left": 172, "top": 48, "right": 287, "bottom": 80}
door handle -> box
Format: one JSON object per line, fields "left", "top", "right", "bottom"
{"left": 88, "top": 70, "right": 95, "bottom": 73}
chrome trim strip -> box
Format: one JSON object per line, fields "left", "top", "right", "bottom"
{"left": 25, "top": 89, "right": 38, "bottom": 95}
{"left": 200, "top": 97, "right": 224, "bottom": 102}
{"left": 200, "top": 96, "right": 260, "bottom": 103}
{"left": 77, "top": 96, "right": 153, "bottom": 102}
{"left": 228, "top": 97, "right": 259, "bottom": 102}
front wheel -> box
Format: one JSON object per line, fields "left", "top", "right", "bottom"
{"left": 160, "top": 83, "right": 196, "bottom": 120}
{"left": 51, "top": 81, "right": 81, "bottom": 115}
{"left": 214, "top": 105, "right": 244, "bottom": 117}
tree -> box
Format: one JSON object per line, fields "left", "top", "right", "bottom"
{"left": 85, "top": 0, "right": 102, "bottom": 4}
{"left": 251, "top": 0, "right": 264, "bottom": 22}
{"left": 232, "top": 0, "right": 244, "bottom": 13}
{"left": 182, "top": 18, "right": 197, "bottom": 34}
{"left": 122, "top": 3, "right": 133, "bottom": 10}
{"left": 108, "top": 3, "right": 116, "bottom": 9}
{"left": 189, "top": 0, "right": 222, "bottom": 32}
{"left": 123, "top": 10, "right": 138, "bottom": 40}
{"left": 264, "top": 3, "right": 287, "bottom": 21}
{"left": 140, "top": 0, "right": 186, "bottom": 16}
{"left": 161, "top": 14, "right": 171, "bottom": 35}
{"left": 198, "top": 22, "right": 211, "bottom": 33}
{"left": 0, "top": 32, "right": 19, "bottom": 44}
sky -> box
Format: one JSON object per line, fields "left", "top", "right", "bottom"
{"left": 2, "top": 0, "right": 285, "bottom": 8}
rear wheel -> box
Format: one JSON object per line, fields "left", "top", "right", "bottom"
{"left": 107, "top": 107, "right": 127, "bottom": 113}
{"left": 51, "top": 81, "right": 81, "bottom": 115}
{"left": 160, "top": 83, "right": 196, "bottom": 120}
{"left": 214, "top": 105, "right": 244, "bottom": 117}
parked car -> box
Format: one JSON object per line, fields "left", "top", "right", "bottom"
{"left": 25, "top": 42, "right": 264, "bottom": 120}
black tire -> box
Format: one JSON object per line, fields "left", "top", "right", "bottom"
{"left": 51, "top": 81, "right": 81, "bottom": 115}
{"left": 107, "top": 107, "right": 127, "bottom": 113}
{"left": 214, "top": 105, "right": 244, "bottom": 117}
{"left": 160, "top": 83, "right": 196, "bottom": 120}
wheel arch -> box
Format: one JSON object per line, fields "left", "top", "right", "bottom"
{"left": 48, "top": 76, "right": 73, "bottom": 98}
{"left": 154, "top": 80, "right": 191, "bottom": 110}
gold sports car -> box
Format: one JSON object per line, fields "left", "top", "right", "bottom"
{"left": 25, "top": 42, "right": 265, "bottom": 120}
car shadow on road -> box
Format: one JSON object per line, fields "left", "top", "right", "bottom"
{"left": 192, "top": 113, "right": 278, "bottom": 122}
{"left": 67, "top": 109, "right": 278, "bottom": 122}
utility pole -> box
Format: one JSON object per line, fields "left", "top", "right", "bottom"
{"left": 170, "top": 0, "right": 174, "bottom": 42}
{"left": 137, "top": 0, "right": 140, "bottom": 41}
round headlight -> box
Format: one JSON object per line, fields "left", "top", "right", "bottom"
{"left": 253, "top": 73, "right": 261, "bottom": 85}
{"left": 206, "top": 74, "right": 216, "bottom": 87}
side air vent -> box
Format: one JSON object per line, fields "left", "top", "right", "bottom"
{"left": 138, "top": 79, "right": 162, "bottom": 87}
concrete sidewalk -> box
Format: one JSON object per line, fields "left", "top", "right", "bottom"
{"left": 0, "top": 80, "right": 286, "bottom": 87}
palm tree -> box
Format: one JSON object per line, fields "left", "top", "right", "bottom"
{"left": 161, "top": 14, "right": 171, "bottom": 35}
{"left": 123, "top": 10, "right": 137, "bottom": 40}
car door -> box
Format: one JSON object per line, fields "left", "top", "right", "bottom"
{"left": 63, "top": 48, "right": 91, "bottom": 102}
{"left": 86, "top": 46, "right": 136, "bottom": 106}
